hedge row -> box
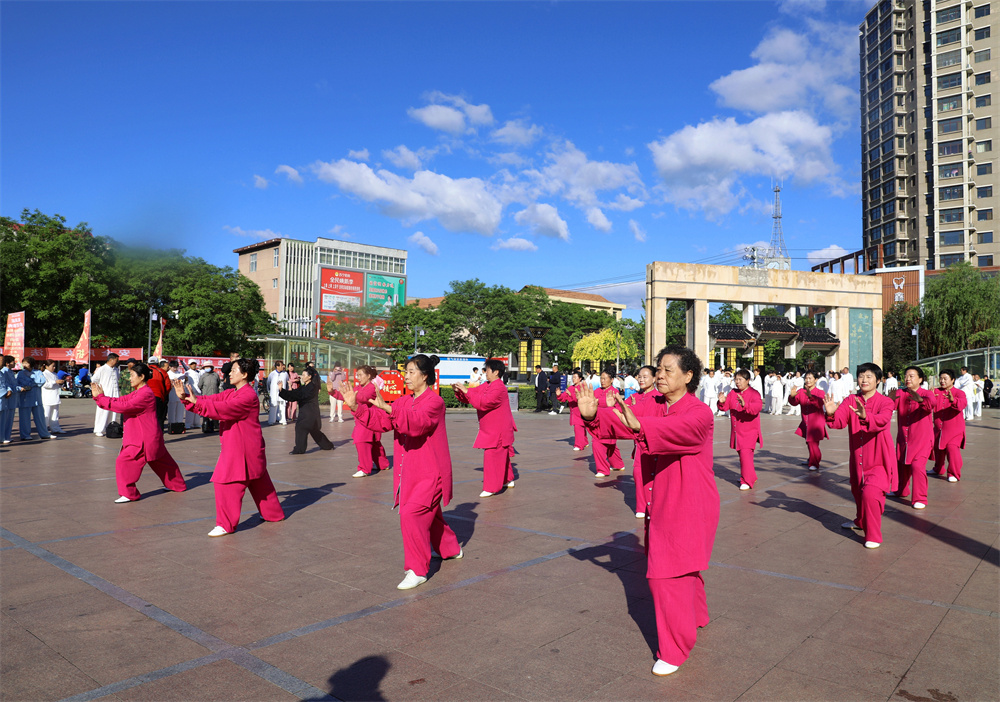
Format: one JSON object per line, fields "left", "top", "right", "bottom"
{"left": 439, "top": 385, "right": 537, "bottom": 410}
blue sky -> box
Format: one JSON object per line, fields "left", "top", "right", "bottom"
{"left": 2, "top": 0, "right": 871, "bottom": 319}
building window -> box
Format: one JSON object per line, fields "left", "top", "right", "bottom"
{"left": 940, "top": 231, "right": 964, "bottom": 246}
{"left": 883, "top": 181, "right": 895, "bottom": 196}
{"left": 884, "top": 201, "right": 896, "bottom": 215}
{"left": 937, "top": 48, "right": 963, "bottom": 68}
{"left": 883, "top": 161, "right": 895, "bottom": 175}
{"left": 884, "top": 221, "right": 897, "bottom": 237}
{"left": 974, "top": 4, "right": 990, "bottom": 18}
{"left": 976, "top": 95, "right": 992, "bottom": 108}
{"left": 940, "top": 207, "right": 964, "bottom": 223}
{"left": 939, "top": 117, "right": 963, "bottom": 134}
{"left": 979, "top": 255, "right": 995, "bottom": 267}
{"left": 870, "top": 225, "right": 883, "bottom": 241}
{"left": 272, "top": 278, "right": 278, "bottom": 288}
{"left": 884, "top": 242, "right": 897, "bottom": 257}
{"left": 976, "top": 140, "right": 994, "bottom": 153}
{"left": 937, "top": 27, "right": 962, "bottom": 45}
{"left": 249, "top": 253, "right": 257, "bottom": 272}
{"left": 978, "top": 163, "right": 994, "bottom": 175}
{"left": 939, "top": 163, "right": 964, "bottom": 178}
{"left": 936, "top": 6, "right": 962, "bottom": 23}
{"left": 941, "top": 253, "right": 965, "bottom": 266}
{"left": 975, "top": 27, "right": 991, "bottom": 40}
{"left": 938, "top": 95, "right": 961, "bottom": 112}
{"left": 273, "top": 248, "right": 279, "bottom": 267}
{"left": 979, "top": 209, "right": 994, "bottom": 221}
{"left": 938, "top": 73, "right": 962, "bottom": 90}
{"left": 976, "top": 72, "right": 992, "bottom": 86}
{"left": 978, "top": 117, "right": 993, "bottom": 130}
{"left": 978, "top": 231, "right": 994, "bottom": 244}
{"left": 975, "top": 49, "right": 992, "bottom": 63}
{"left": 940, "top": 185, "right": 964, "bottom": 200}
{"left": 979, "top": 186, "right": 995, "bottom": 198}
{"left": 939, "top": 139, "right": 963, "bottom": 156}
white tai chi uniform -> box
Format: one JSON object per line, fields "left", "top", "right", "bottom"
{"left": 42, "top": 369, "right": 63, "bottom": 433}
{"left": 92, "top": 364, "right": 120, "bottom": 435}
{"left": 167, "top": 369, "right": 187, "bottom": 425}
{"left": 972, "top": 379, "right": 984, "bottom": 418}
{"left": 954, "top": 372, "right": 975, "bottom": 421}
{"left": 183, "top": 368, "right": 203, "bottom": 428}
{"left": 267, "top": 369, "right": 287, "bottom": 425}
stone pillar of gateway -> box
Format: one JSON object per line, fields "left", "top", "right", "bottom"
{"left": 645, "top": 262, "right": 883, "bottom": 372}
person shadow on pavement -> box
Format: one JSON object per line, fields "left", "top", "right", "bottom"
{"left": 316, "top": 655, "right": 390, "bottom": 701}
{"left": 275, "top": 482, "right": 346, "bottom": 518}
{"left": 444, "top": 501, "right": 479, "bottom": 547}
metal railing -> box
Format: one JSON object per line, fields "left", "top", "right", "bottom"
{"left": 913, "top": 346, "right": 1000, "bottom": 381}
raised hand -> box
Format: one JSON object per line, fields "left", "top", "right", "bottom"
{"left": 91, "top": 383, "right": 104, "bottom": 398}
{"left": 576, "top": 380, "right": 598, "bottom": 421}
{"left": 849, "top": 398, "right": 867, "bottom": 420}
{"left": 171, "top": 378, "right": 187, "bottom": 400}
{"left": 717, "top": 391, "right": 726, "bottom": 404}
{"left": 823, "top": 396, "right": 838, "bottom": 416}
{"left": 339, "top": 379, "right": 358, "bottom": 411}
{"left": 369, "top": 387, "right": 391, "bottom": 414}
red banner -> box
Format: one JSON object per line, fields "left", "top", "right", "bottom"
{"left": 2, "top": 311, "right": 25, "bottom": 364}
{"left": 22, "top": 347, "right": 143, "bottom": 362}
{"left": 319, "top": 268, "right": 365, "bottom": 313}
{"left": 72, "top": 310, "right": 91, "bottom": 363}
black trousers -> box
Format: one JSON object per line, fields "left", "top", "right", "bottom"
{"left": 548, "top": 388, "right": 562, "bottom": 412}
{"left": 293, "top": 417, "right": 334, "bottom": 453}
{"left": 155, "top": 397, "right": 168, "bottom": 432}
{"left": 535, "top": 387, "right": 548, "bottom": 411}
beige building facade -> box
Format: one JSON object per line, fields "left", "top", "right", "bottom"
{"left": 645, "top": 262, "right": 884, "bottom": 372}
{"left": 860, "top": 0, "right": 998, "bottom": 272}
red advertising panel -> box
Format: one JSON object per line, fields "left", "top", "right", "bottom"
{"left": 22, "top": 347, "right": 143, "bottom": 362}
{"left": 2, "top": 311, "right": 26, "bottom": 364}
{"left": 377, "top": 370, "right": 405, "bottom": 402}
{"left": 319, "top": 268, "right": 365, "bottom": 313}
{"left": 316, "top": 314, "right": 388, "bottom": 349}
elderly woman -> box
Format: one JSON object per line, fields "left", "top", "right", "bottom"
{"left": 894, "top": 366, "right": 938, "bottom": 509}
{"left": 341, "top": 354, "right": 462, "bottom": 590}
{"left": 92, "top": 361, "right": 187, "bottom": 502}
{"left": 579, "top": 344, "right": 718, "bottom": 677}
{"left": 175, "top": 358, "right": 285, "bottom": 537}
{"left": 624, "top": 365, "right": 660, "bottom": 519}
{"left": 717, "top": 368, "right": 763, "bottom": 490}
{"left": 279, "top": 366, "right": 334, "bottom": 455}
{"left": 789, "top": 370, "right": 828, "bottom": 471}
{"left": 592, "top": 369, "right": 625, "bottom": 478}
{"left": 557, "top": 370, "right": 591, "bottom": 451}
{"left": 931, "top": 369, "right": 967, "bottom": 482}
{"left": 342, "top": 365, "right": 390, "bottom": 478}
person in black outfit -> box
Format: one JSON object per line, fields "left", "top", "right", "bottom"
{"left": 533, "top": 365, "right": 548, "bottom": 412}
{"left": 278, "top": 367, "right": 335, "bottom": 454}
{"left": 547, "top": 364, "right": 563, "bottom": 414}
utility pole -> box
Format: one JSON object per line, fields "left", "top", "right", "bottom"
{"left": 414, "top": 326, "right": 425, "bottom": 355}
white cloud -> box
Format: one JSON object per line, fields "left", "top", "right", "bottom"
{"left": 407, "top": 92, "right": 494, "bottom": 134}
{"left": 491, "top": 119, "right": 543, "bottom": 147}
{"left": 629, "top": 219, "right": 646, "bottom": 243}
{"left": 648, "top": 111, "right": 843, "bottom": 219}
{"left": 492, "top": 237, "right": 538, "bottom": 252}
{"left": 727, "top": 240, "right": 771, "bottom": 254}
{"left": 223, "top": 225, "right": 280, "bottom": 240}
{"left": 586, "top": 207, "right": 612, "bottom": 233}
{"left": 275, "top": 165, "right": 303, "bottom": 184}
{"left": 327, "top": 224, "right": 353, "bottom": 239}
{"left": 488, "top": 152, "right": 529, "bottom": 168}
{"left": 514, "top": 203, "right": 570, "bottom": 241}
{"left": 347, "top": 148, "right": 370, "bottom": 161}
{"left": 607, "top": 194, "right": 644, "bottom": 211}
{"left": 253, "top": 175, "right": 269, "bottom": 189}
{"left": 381, "top": 144, "right": 439, "bottom": 170}
{"left": 408, "top": 231, "right": 439, "bottom": 256}
{"left": 312, "top": 158, "right": 502, "bottom": 235}
{"left": 807, "top": 244, "right": 849, "bottom": 265}
{"left": 528, "top": 141, "right": 645, "bottom": 211}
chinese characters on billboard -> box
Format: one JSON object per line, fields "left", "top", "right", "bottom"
{"left": 319, "top": 268, "right": 365, "bottom": 312}
{"left": 365, "top": 275, "right": 406, "bottom": 316}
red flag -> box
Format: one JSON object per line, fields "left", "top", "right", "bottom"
{"left": 152, "top": 317, "right": 166, "bottom": 359}
{"left": 2, "top": 311, "right": 26, "bottom": 364}
{"left": 72, "top": 310, "right": 91, "bottom": 363}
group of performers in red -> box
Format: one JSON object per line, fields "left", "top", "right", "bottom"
{"left": 92, "top": 349, "right": 971, "bottom": 679}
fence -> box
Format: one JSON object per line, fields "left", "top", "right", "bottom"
{"left": 914, "top": 346, "right": 999, "bottom": 383}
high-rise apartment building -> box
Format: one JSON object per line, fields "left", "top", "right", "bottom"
{"left": 860, "top": 0, "right": 997, "bottom": 272}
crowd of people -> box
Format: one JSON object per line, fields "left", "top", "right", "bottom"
{"left": 0, "top": 346, "right": 989, "bottom": 680}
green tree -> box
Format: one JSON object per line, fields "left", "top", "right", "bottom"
{"left": 921, "top": 263, "right": 1000, "bottom": 356}
{"left": 710, "top": 302, "right": 743, "bottom": 325}
{"left": 881, "top": 302, "right": 921, "bottom": 376}
{"left": 571, "top": 327, "right": 638, "bottom": 366}
{"left": 541, "top": 301, "right": 616, "bottom": 364}
{"left": 382, "top": 302, "right": 460, "bottom": 364}
{"left": 662, "top": 300, "right": 687, "bottom": 346}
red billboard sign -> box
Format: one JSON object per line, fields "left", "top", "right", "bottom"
{"left": 3, "top": 311, "right": 26, "bottom": 364}
{"left": 319, "top": 268, "right": 365, "bottom": 313}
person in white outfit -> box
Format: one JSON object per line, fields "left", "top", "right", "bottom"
{"left": 750, "top": 367, "right": 765, "bottom": 402}
{"left": 166, "top": 360, "right": 187, "bottom": 427}
{"left": 183, "top": 361, "right": 203, "bottom": 429}
{"left": 767, "top": 371, "right": 783, "bottom": 415}
{"left": 699, "top": 369, "right": 719, "bottom": 411}
{"left": 840, "top": 367, "right": 854, "bottom": 395}
{"left": 718, "top": 369, "right": 733, "bottom": 416}
{"left": 267, "top": 361, "right": 287, "bottom": 425}
{"left": 92, "top": 355, "right": 121, "bottom": 436}
{"left": 972, "top": 374, "right": 984, "bottom": 419}
{"left": 883, "top": 371, "right": 899, "bottom": 399}
{"left": 954, "top": 367, "right": 976, "bottom": 421}
{"left": 41, "top": 360, "right": 66, "bottom": 433}
{"left": 787, "top": 372, "right": 804, "bottom": 415}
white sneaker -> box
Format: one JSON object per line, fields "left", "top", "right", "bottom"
{"left": 948, "top": 476, "right": 958, "bottom": 483}
{"left": 479, "top": 490, "right": 494, "bottom": 498}
{"left": 445, "top": 549, "right": 463, "bottom": 560}
{"left": 635, "top": 512, "right": 645, "bottom": 519}
{"left": 864, "top": 541, "right": 881, "bottom": 549}
{"left": 841, "top": 521, "right": 861, "bottom": 530}
{"left": 352, "top": 470, "right": 367, "bottom": 478}
{"left": 207, "top": 526, "right": 230, "bottom": 537}
{"left": 337, "top": 417, "right": 344, "bottom": 423}
{"left": 652, "top": 659, "right": 680, "bottom": 676}
{"left": 397, "top": 570, "right": 427, "bottom": 590}
{"left": 506, "top": 481, "right": 516, "bottom": 488}
{"left": 559, "top": 406, "right": 564, "bottom": 414}
{"left": 114, "top": 496, "right": 132, "bottom": 503}
{"left": 612, "top": 467, "right": 625, "bottom": 472}
{"left": 807, "top": 466, "right": 818, "bottom": 472}
{"left": 913, "top": 502, "right": 926, "bottom": 509}
{"left": 548, "top": 411, "right": 557, "bottom": 415}
{"left": 94, "top": 433, "right": 104, "bottom": 437}
{"left": 739, "top": 484, "right": 751, "bottom": 491}
{"left": 595, "top": 473, "right": 608, "bottom": 479}
{"left": 573, "top": 447, "right": 582, "bottom": 451}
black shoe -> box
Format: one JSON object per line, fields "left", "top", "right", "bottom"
{"left": 289, "top": 450, "right": 305, "bottom": 455}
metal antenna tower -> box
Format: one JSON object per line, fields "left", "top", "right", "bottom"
{"left": 764, "top": 182, "right": 791, "bottom": 269}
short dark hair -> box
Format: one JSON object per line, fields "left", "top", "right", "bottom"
{"left": 2, "top": 355, "right": 13, "bottom": 365}
{"left": 484, "top": 359, "right": 506, "bottom": 375}
{"left": 856, "top": 362, "right": 883, "bottom": 381}
{"left": 654, "top": 344, "right": 703, "bottom": 395}
{"left": 803, "top": 370, "right": 818, "bottom": 380}
{"left": 236, "top": 358, "right": 260, "bottom": 378}
{"left": 735, "top": 368, "right": 752, "bottom": 381}
{"left": 903, "top": 365, "right": 926, "bottom": 381}
{"left": 107, "top": 353, "right": 119, "bottom": 361}
{"left": 301, "top": 367, "right": 317, "bottom": 383}
{"left": 639, "top": 365, "right": 656, "bottom": 376}
{"left": 940, "top": 368, "right": 957, "bottom": 381}
{"left": 22, "top": 358, "right": 35, "bottom": 370}
{"left": 534, "top": 365, "right": 541, "bottom": 370}
{"left": 407, "top": 354, "right": 439, "bottom": 383}
{"left": 960, "top": 366, "right": 968, "bottom": 372}
{"left": 274, "top": 361, "right": 284, "bottom": 369}
{"left": 131, "top": 362, "right": 153, "bottom": 382}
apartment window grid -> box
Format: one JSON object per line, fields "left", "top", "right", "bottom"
{"left": 282, "top": 241, "right": 316, "bottom": 323}
{"left": 315, "top": 247, "right": 406, "bottom": 275}
{"left": 249, "top": 253, "right": 257, "bottom": 273}
{"left": 273, "top": 248, "right": 279, "bottom": 267}
{"left": 979, "top": 254, "right": 995, "bottom": 267}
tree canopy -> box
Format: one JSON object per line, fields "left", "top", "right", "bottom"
{"left": 571, "top": 327, "right": 639, "bottom": 367}
{"left": 920, "top": 263, "right": 1000, "bottom": 356}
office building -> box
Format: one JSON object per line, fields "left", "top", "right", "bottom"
{"left": 860, "top": 0, "right": 997, "bottom": 271}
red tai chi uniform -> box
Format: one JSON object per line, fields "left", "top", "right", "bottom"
{"left": 932, "top": 389, "right": 967, "bottom": 480}
{"left": 587, "top": 392, "right": 718, "bottom": 667}
{"left": 354, "top": 391, "right": 461, "bottom": 576}
{"left": 895, "top": 388, "right": 938, "bottom": 504}
{"left": 826, "top": 392, "right": 896, "bottom": 545}
{"left": 183, "top": 384, "right": 285, "bottom": 533}
{"left": 96, "top": 385, "right": 187, "bottom": 500}
{"left": 625, "top": 388, "right": 662, "bottom": 516}
{"left": 717, "top": 387, "right": 763, "bottom": 488}
{"left": 455, "top": 380, "right": 515, "bottom": 494}
{"left": 592, "top": 386, "right": 625, "bottom": 476}
{"left": 351, "top": 384, "right": 390, "bottom": 475}
{"left": 789, "top": 387, "right": 828, "bottom": 469}
{"left": 557, "top": 385, "right": 589, "bottom": 450}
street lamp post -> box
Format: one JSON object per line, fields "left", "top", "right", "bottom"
{"left": 146, "top": 307, "right": 155, "bottom": 360}
{"left": 414, "top": 326, "right": 425, "bottom": 355}
{"left": 912, "top": 325, "right": 920, "bottom": 361}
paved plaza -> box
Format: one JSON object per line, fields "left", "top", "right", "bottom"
{"left": 1, "top": 398, "right": 997, "bottom": 702}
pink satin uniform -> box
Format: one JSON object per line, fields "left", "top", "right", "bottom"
{"left": 932, "top": 388, "right": 967, "bottom": 480}
{"left": 717, "top": 387, "right": 763, "bottom": 488}
{"left": 455, "top": 380, "right": 515, "bottom": 494}
{"left": 789, "top": 387, "right": 828, "bottom": 468}
{"left": 592, "top": 386, "right": 624, "bottom": 476}
{"left": 625, "top": 388, "right": 662, "bottom": 516}
{"left": 351, "top": 383, "right": 389, "bottom": 475}
{"left": 894, "top": 388, "right": 938, "bottom": 504}
{"left": 557, "top": 385, "right": 589, "bottom": 450}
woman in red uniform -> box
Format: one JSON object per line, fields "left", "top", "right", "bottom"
{"left": 579, "top": 344, "right": 717, "bottom": 677}
{"left": 341, "top": 354, "right": 462, "bottom": 590}
{"left": 789, "top": 370, "right": 827, "bottom": 471}
{"left": 825, "top": 363, "right": 895, "bottom": 549}
{"left": 175, "top": 358, "right": 285, "bottom": 537}
{"left": 625, "top": 365, "right": 660, "bottom": 519}
{"left": 894, "top": 366, "right": 938, "bottom": 508}
{"left": 346, "top": 365, "right": 389, "bottom": 478}
{"left": 92, "top": 362, "right": 187, "bottom": 502}
{"left": 717, "top": 369, "right": 763, "bottom": 490}
{"left": 453, "top": 359, "right": 516, "bottom": 498}
{"left": 592, "top": 369, "right": 625, "bottom": 478}
{"left": 931, "top": 369, "right": 967, "bottom": 482}
{"left": 557, "top": 370, "right": 590, "bottom": 451}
